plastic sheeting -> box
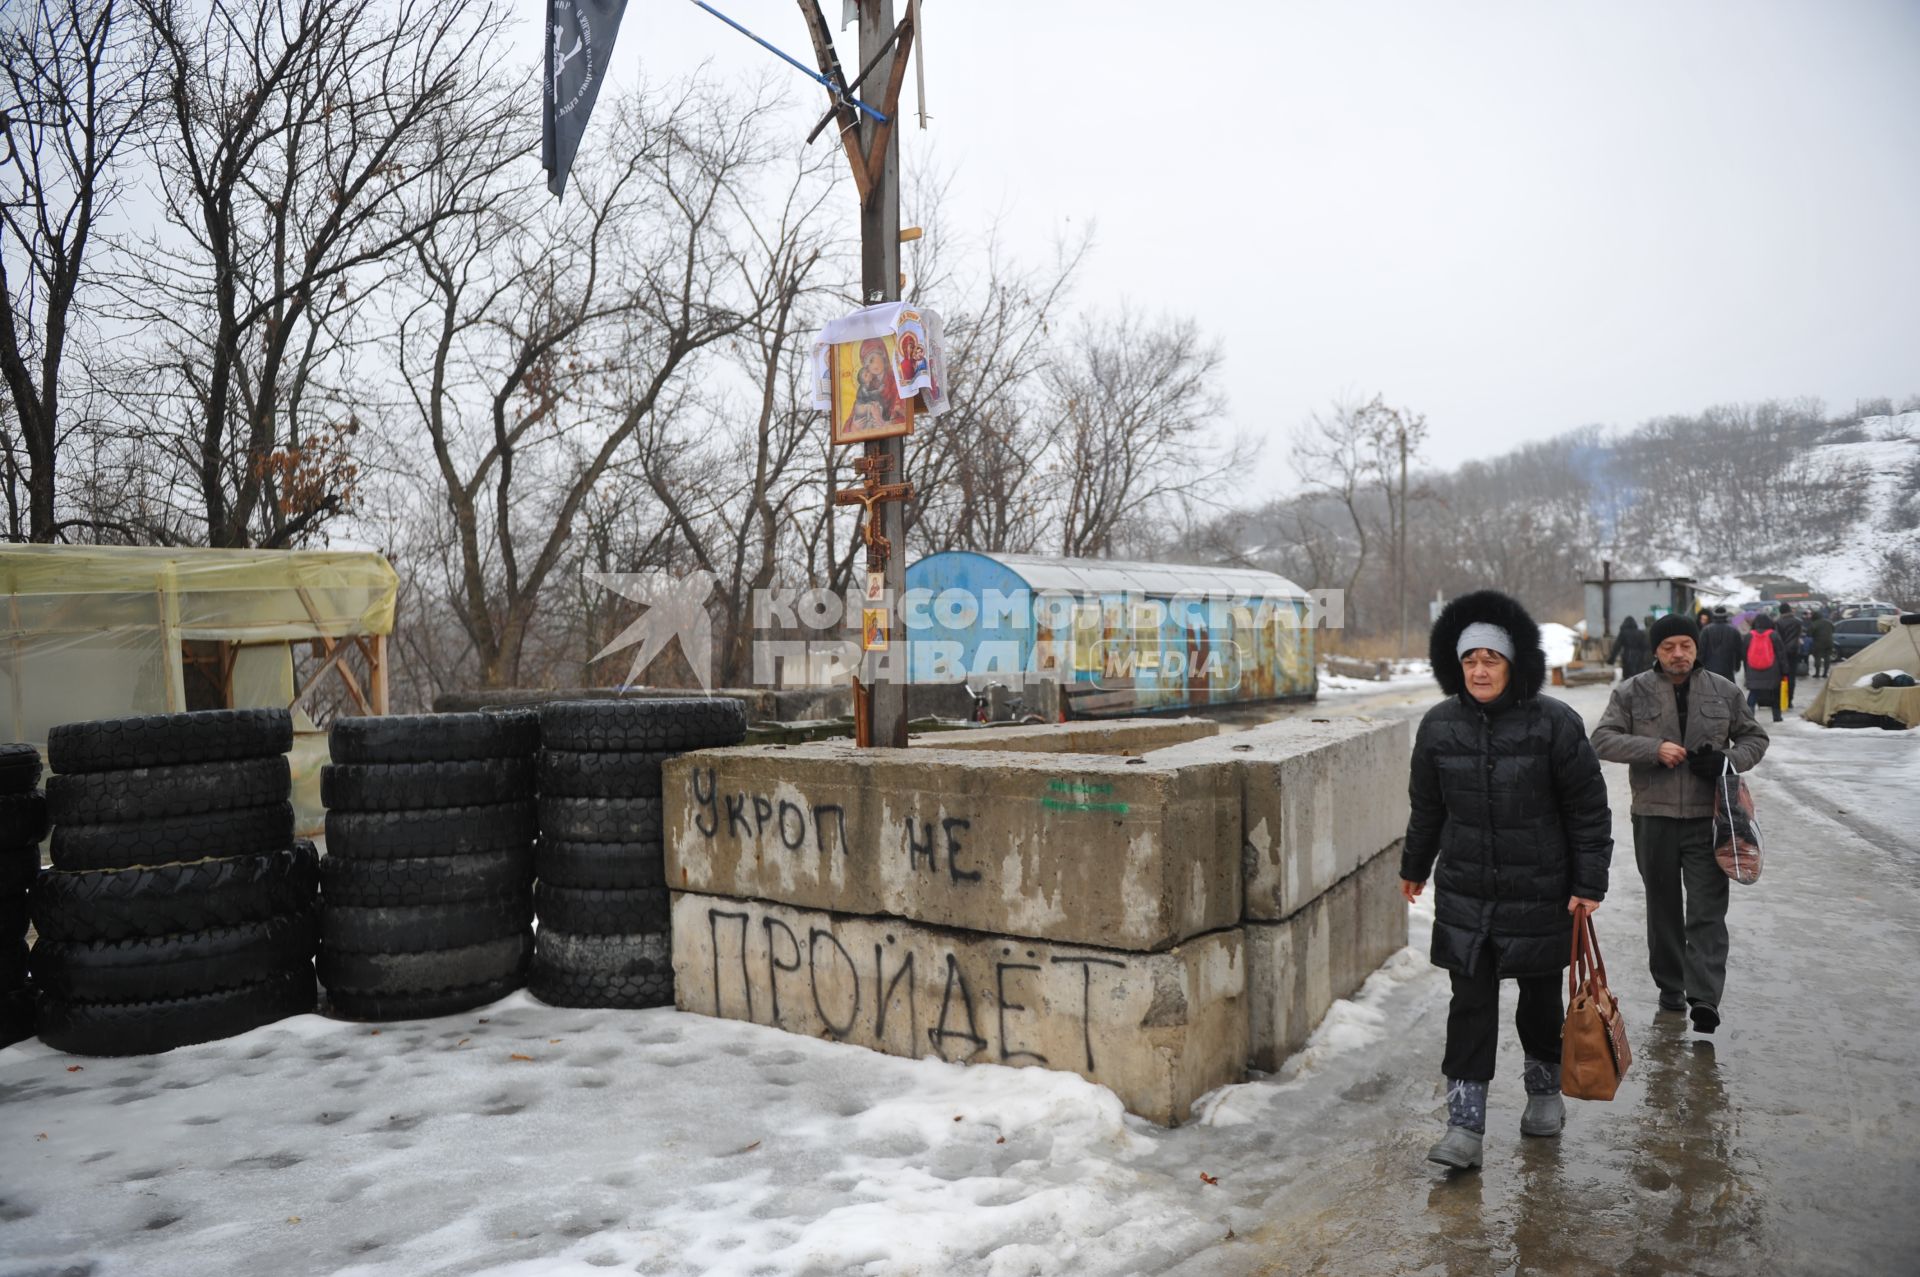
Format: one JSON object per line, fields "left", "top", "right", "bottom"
{"left": 0, "top": 546, "right": 397, "bottom": 835}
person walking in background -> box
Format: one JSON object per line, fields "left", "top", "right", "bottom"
{"left": 1810, "top": 607, "right": 1836, "bottom": 678}
{"left": 1401, "top": 590, "right": 1613, "bottom": 1171}
{"left": 1607, "top": 615, "right": 1651, "bottom": 679}
{"left": 1773, "top": 604, "right": 1805, "bottom": 708}
{"left": 1592, "top": 614, "right": 1769, "bottom": 1036}
{"left": 1698, "top": 605, "right": 1743, "bottom": 681}
{"left": 1743, "top": 613, "right": 1785, "bottom": 723}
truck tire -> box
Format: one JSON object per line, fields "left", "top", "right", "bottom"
{"left": 317, "top": 932, "right": 529, "bottom": 995}
{"left": 31, "top": 844, "right": 319, "bottom": 944}
{"left": 325, "top": 972, "right": 523, "bottom": 1022}
{"left": 320, "top": 758, "right": 535, "bottom": 813}
{"left": 320, "top": 895, "right": 530, "bottom": 955}
{"left": 532, "top": 883, "right": 669, "bottom": 936}
{"left": 319, "top": 847, "right": 532, "bottom": 907}
{"left": 47, "top": 756, "right": 289, "bottom": 825}
{"left": 536, "top": 749, "right": 671, "bottom": 799}
{"left": 323, "top": 802, "right": 538, "bottom": 861}
{"left": 528, "top": 930, "right": 672, "bottom": 1009}
{"left": 47, "top": 709, "right": 292, "bottom": 774}
{"left": 36, "top": 967, "right": 315, "bottom": 1056}
{"left": 31, "top": 911, "right": 317, "bottom": 1003}
{"left": 535, "top": 699, "right": 746, "bottom": 753}
{"left": 536, "top": 796, "right": 663, "bottom": 846}
{"left": 532, "top": 838, "right": 666, "bottom": 891}
{"left": 328, "top": 711, "right": 539, "bottom": 765}
{"left": 50, "top": 803, "right": 296, "bottom": 872}
{"left": 0, "top": 743, "right": 43, "bottom": 795}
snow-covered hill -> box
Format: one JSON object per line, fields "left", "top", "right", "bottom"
{"left": 1781, "top": 411, "right": 1920, "bottom": 597}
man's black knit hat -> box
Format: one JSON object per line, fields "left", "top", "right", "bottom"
{"left": 1649, "top": 613, "right": 1700, "bottom": 649}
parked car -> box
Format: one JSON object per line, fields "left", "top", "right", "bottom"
{"left": 1831, "top": 617, "right": 1887, "bottom": 661}
{"left": 1834, "top": 601, "right": 1899, "bottom": 620}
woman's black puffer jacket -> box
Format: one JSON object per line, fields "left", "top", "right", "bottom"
{"left": 1400, "top": 590, "right": 1615, "bottom": 977}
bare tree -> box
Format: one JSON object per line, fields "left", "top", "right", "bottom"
{"left": 0, "top": 0, "right": 154, "bottom": 541}
{"left": 900, "top": 182, "right": 1089, "bottom": 555}
{"left": 395, "top": 82, "right": 802, "bottom": 689}
{"left": 1048, "top": 309, "right": 1247, "bottom": 557}
{"left": 120, "top": 0, "right": 521, "bottom": 547}
{"left": 1290, "top": 397, "right": 1378, "bottom": 609}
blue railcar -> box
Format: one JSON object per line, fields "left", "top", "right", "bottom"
{"left": 904, "top": 551, "right": 1317, "bottom": 719}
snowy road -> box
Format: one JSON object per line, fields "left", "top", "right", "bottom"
{"left": 3, "top": 684, "right": 1917, "bottom": 1276}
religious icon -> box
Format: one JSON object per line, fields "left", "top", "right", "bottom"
{"left": 865, "top": 570, "right": 886, "bottom": 603}
{"left": 831, "top": 336, "right": 915, "bottom": 445}
{"left": 861, "top": 607, "right": 890, "bottom": 652}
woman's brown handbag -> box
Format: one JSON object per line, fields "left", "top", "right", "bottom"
{"left": 1561, "top": 914, "right": 1632, "bottom": 1101}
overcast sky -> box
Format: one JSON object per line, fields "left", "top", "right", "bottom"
{"left": 574, "top": 0, "right": 1920, "bottom": 491}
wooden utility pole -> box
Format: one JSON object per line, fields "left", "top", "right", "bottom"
{"left": 859, "top": 0, "right": 909, "bottom": 747}
{"left": 1396, "top": 423, "right": 1408, "bottom": 657}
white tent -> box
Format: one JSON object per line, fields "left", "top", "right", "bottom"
{"left": 1805, "top": 615, "right": 1920, "bottom": 728}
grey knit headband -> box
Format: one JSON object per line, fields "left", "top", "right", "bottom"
{"left": 1456, "top": 622, "right": 1515, "bottom": 663}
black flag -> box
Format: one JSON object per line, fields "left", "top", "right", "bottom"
{"left": 542, "top": 0, "right": 630, "bottom": 198}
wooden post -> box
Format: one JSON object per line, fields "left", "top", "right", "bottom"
{"left": 860, "top": 0, "right": 909, "bottom": 748}
{"left": 368, "top": 632, "right": 390, "bottom": 715}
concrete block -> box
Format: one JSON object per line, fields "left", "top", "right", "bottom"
{"left": 670, "top": 891, "right": 1247, "bottom": 1125}
{"left": 1147, "top": 716, "right": 1412, "bottom": 920}
{"left": 664, "top": 745, "right": 1240, "bottom": 951}
{"left": 912, "top": 717, "right": 1220, "bottom": 756}
{"left": 1245, "top": 843, "right": 1409, "bottom": 1072}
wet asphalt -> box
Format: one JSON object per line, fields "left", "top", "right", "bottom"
{"left": 1215, "top": 680, "right": 1920, "bottom": 1277}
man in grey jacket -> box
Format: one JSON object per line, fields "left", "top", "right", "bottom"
{"left": 1591, "top": 613, "right": 1769, "bottom": 1034}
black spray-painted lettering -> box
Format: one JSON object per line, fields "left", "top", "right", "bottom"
{"left": 692, "top": 767, "right": 719, "bottom": 837}
{"left": 995, "top": 961, "right": 1046, "bottom": 1065}
{"left": 942, "top": 818, "right": 979, "bottom": 883}
{"left": 813, "top": 804, "right": 848, "bottom": 856}
{"left": 706, "top": 909, "right": 752, "bottom": 1020}
{"left": 873, "top": 940, "right": 917, "bottom": 1051}
{"left": 906, "top": 819, "right": 938, "bottom": 873}
{"left": 724, "top": 793, "right": 752, "bottom": 838}
{"left": 807, "top": 928, "right": 860, "bottom": 1038}
{"left": 1049, "top": 955, "right": 1126, "bottom": 1072}
{"left": 929, "top": 953, "right": 988, "bottom": 1061}
{"left": 777, "top": 800, "right": 806, "bottom": 851}
{"left": 752, "top": 795, "right": 774, "bottom": 834}
{"left": 763, "top": 917, "right": 801, "bottom": 1025}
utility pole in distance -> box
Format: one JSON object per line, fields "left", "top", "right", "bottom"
{"left": 859, "top": 0, "right": 908, "bottom": 747}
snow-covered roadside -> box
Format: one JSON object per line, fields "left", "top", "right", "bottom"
{"left": 0, "top": 930, "right": 1452, "bottom": 1277}
{"left": 0, "top": 882, "right": 1451, "bottom": 1277}
{"left": 1317, "top": 659, "right": 1433, "bottom": 698}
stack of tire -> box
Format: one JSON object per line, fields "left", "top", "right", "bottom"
{"left": 530, "top": 698, "right": 746, "bottom": 1008}
{"left": 30, "top": 709, "right": 318, "bottom": 1056}
{"left": 318, "top": 712, "right": 539, "bottom": 1020}
{"left": 0, "top": 744, "right": 47, "bottom": 1048}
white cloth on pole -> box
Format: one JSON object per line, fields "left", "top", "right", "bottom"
{"left": 811, "top": 301, "right": 948, "bottom": 417}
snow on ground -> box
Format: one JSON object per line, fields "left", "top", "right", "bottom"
{"left": 0, "top": 944, "right": 1455, "bottom": 1277}
{"left": 1763, "top": 708, "right": 1920, "bottom": 846}
{"left": 1317, "top": 659, "right": 1432, "bottom": 697}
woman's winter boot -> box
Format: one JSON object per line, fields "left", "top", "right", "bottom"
{"left": 1427, "top": 1079, "right": 1486, "bottom": 1169}
{"left": 1520, "top": 1057, "right": 1565, "bottom": 1136}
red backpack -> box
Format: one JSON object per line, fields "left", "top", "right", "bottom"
{"left": 1746, "top": 630, "right": 1775, "bottom": 671}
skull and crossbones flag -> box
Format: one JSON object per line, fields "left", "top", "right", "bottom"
{"left": 542, "top": 0, "right": 630, "bottom": 197}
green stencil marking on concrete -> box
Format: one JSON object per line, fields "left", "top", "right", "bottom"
{"left": 1042, "top": 779, "right": 1128, "bottom": 813}
{"left": 1039, "top": 797, "right": 1131, "bottom": 814}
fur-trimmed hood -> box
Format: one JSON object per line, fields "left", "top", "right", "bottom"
{"left": 1428, "top": 589, "right": 1547, "bottom": 699}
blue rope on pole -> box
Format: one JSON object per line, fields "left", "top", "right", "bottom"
{"left": 686, "top": 0, "right": 889, "bottom": 124}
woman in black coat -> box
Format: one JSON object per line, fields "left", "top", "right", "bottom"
{"left": 1607, "top": 615, "right": 1651, "bottom": 677}
{"left": 1400, "top": 590, "right": 1614, "bottom": 1171}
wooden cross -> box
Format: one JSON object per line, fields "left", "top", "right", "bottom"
{"left": 834, "top": 478, "right": 913, "bottom": 570}
{"left": 798, "top": 0, "right": 915, "bottom": 204}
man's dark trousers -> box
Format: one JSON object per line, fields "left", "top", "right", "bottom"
{"left": 1633, "top": 814, "right": 1729, "bottom": 1010}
